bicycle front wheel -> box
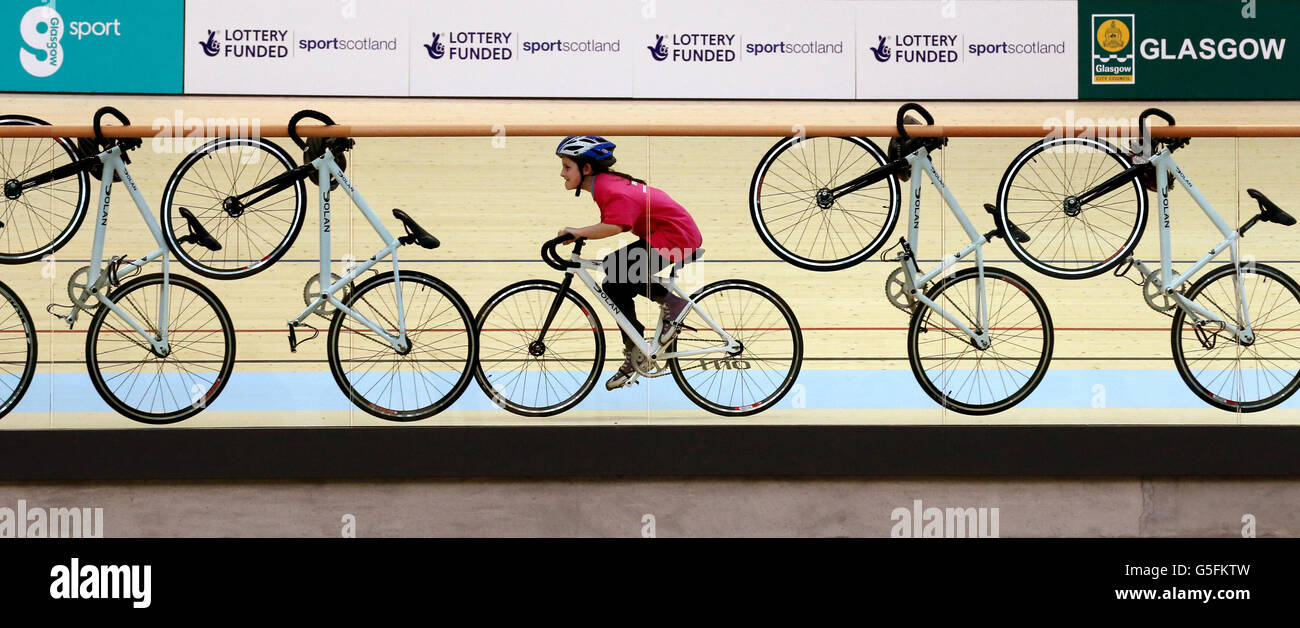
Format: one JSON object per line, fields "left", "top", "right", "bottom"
{"left": 750, "top": 136, "right": 900, "bottom": 271}
{"left": 668, "top": 280, "right": 803, "bottom": 416}
{"left": 996, "top": 137, "right": 1147, "bottom": 279}
{"left": 0, "top": 281, "right": 37, "bottom": 420}
{"left": 1172, "top": 262, "right": 1300, "bottom": 412}
{"left": 327, "top": 270, "right": 477, "bottom": 421}
{"left": 0, "top": 115, "right": 90, "bottom": 264}
{"left": 161, "top": 136, "right": 306, "bottom": 279}
{"left": 908, "top": 267, "right": 1054, "bottom": 415}
{"left": 85, "top": 274, "right": 236, "bottom": 424}
{"left": 473, "top": 280, "right": 604, "bottom": 417}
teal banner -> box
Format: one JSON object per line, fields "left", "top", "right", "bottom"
{"left": 1, "top": 0, "right": 182, "bottom": 94}
{"left": 1079, "top": 0, "right": 1300, "bottom": 99}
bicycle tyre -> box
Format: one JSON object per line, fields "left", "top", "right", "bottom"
{"left": 0, "top": 280, "right": 37, "bottom": 420}
{"left": 749, "top": 135, "right": 900, "bottom": 271}
{"left": 996, "top": 136, "right": 1148, "bottom": 279}
{"left": 1171, "top": 262, "right": 1300, "bottom": 412}
{"left": 160, "top": 136, "right": 306, "bottom": 280}
{"left": 0, "top": 114, "right": 91, "bottom": 264}
{"left": 668, "top": 279, "right": 803, "bottom": 416}
{"left": 85, "top": 273, "right": 236, "bottom": 424}
{"left": 327, "top": 270, "right": 477, "bottom": 421}
{"left": 907, "top": 266, "right": 1054, "bottom": 414}
{"left": 473, "top": 280, "right": 605, "bottom": 417}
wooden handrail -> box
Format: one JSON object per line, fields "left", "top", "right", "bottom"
{"left": 2, "top": 123, "right": 1300, "bottom": 138}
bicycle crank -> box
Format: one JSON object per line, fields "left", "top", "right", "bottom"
{"left": 1142, "top": 269, "right": 1181, "bottom": 314}
{"left": 303, "top": 272, "right": 354, "bottom": 319}
{"left": 66, "top": 266, "right": 106, "bottom": 314}
{"left": 885, "top": 267, "right": 920, "bottom": 314}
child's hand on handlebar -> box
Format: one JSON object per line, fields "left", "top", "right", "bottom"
{"left": 557, "top": 227, "right": 578, "bottom": 245}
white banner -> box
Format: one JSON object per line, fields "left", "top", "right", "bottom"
{"left": 630, "top": 0, "right": 857, "bottom": 99}
{"left": 181, "top": 0, "right": 1080, "bottom": 100}
{"left": 408, "top": 0, "right": 633, "bottom": 97}
{"left": 855, "top": 0, "right": 1077, "bottom": 99}
{"left": 185, "top": 0, "right": 409, "bottom": 96}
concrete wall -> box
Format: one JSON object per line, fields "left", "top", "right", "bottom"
{"left": 0, "top": 478, "right": 1289, "bottom": 537}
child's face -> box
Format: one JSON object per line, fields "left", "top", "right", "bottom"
{"left": 559, "top": 157, "right": 588, "bottom": 191}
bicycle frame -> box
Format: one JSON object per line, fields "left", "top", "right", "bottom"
{"left": 1125, "top": 148, "right": 1254, "bottom": 343}
{"left": 65, "top": 146, "right": 173, "bottom": 354}
{"left": 290, "top": 150, "right": 410, "bottom": 351}
{"left": 553, "top": 247, "right": 740, "bottom": 365}
{"left": 897, "top": 147, "right": 992, "bottom": 349}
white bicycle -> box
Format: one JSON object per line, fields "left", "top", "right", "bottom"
{"left": 0, "top": 107, "right": 237, "bottom": 424}
{"left": 473, "top": 235, "right": 803, "bottom": 417}
{"left": 160, "top": 110, "right": 477, "bottom": 420}
{"left": 996, "top": 108, "right": 1300, "bottom": 411}
{"left": 750, "top": 103, "right": 1054, "bottom": 414}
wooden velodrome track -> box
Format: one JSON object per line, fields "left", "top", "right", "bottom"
{"left": 1, "top": 94, "right": 1298, "bottom": 428}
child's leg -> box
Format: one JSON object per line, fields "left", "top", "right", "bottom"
{"left": 601, "top": 241, "right": 649, "bottom": 347}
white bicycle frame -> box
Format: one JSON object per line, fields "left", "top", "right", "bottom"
{"left": 558, "top": 248, "right": 740, "bottom": 369}
{"left": 64, "top": 145, "right": 173, "bottom": 354}
{"left": 1126, "top": 148, "right": 1255, "bottom": 344}
{"left": 290, "top": 150, "right": 410, "bottom": 352}
{"left": 897, "top": 147, "right": 992, "bottom": 349}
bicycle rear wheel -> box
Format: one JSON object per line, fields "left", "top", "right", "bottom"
{"left": 473, "top": 280, "right": 605, "bottom": 417}
{"left": 0, "top": 115, "right": 90, "bottom": 264}
{"left": 668, "top": 280, "right": 803, "bottom": 416}
{"left": 750, "top": 136, "right": 900, "bottom": 271}
{"left": 161, "top": 136, "right": 306, "bottom": 279}
{"left": 85, "top": 274, "right": 236, "bottom": 424}
{"left": 1172, "top": 262, "right": 1300, "bottom": 412}
{"left": 907, "top": 266, "right": 1054, "bottom": 414}
{"left": 0, "top": 281, "right": 37, "bottom": 420}
{"left": 996, "top": 137, "right": 1147, "bottom": 279}
{"left": 327, "top": 270, "right": 477, "bottom": 421}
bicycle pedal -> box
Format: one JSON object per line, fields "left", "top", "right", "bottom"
{"left": 1193, "top": 319, "right": 1225, "bottom": 351}
{"left": 106, "top": 255, "right": 141, "bottom": 287}
{"left": 287, "top": 322, "right": 319, "bottom": 352}
{"left": 45, "top": 302, "right": 78, "bottom": 329}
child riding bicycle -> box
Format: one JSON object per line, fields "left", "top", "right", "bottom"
{"left": 553, "top": 136, "right": 703, "bottom": 390}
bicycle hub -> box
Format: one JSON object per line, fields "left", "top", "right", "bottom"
{"left": 3, "top": 179, "right": 20, "bottom": 200}
{"left": 1063, "top": 196, "right": 1082, "bottom": 217}
{"left": 222, "top": 196, "right": 246, "bottom": 217}
{"left": 815, "top": 188, "right": 835, "bottom": 209}
{"left": 528, "top": 340, "right": 547, "bottom": 357}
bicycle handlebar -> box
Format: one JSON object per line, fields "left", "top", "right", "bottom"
{"left": 288, "top": 109, "right": 337, "bottom": 150}
{"left": 92, "top": 106, "right": 130, "bottom": 145}
{"left": 541, "top": 234, "right": 585, "bottom": 271}
{"left": 896, "top": 103, "right": 936, "bottom": 139}
{"left": 1138, "top": 108, "right": 1176, "bottom": 146}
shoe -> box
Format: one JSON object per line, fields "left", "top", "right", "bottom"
{"left": 656, "top": 293, "right": 690, "bottom": 345}
{"left": 606, "top": 348, "right": 649, "bottom": 390}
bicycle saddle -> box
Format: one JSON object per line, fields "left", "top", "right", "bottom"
{"left": 1247, "top": 189, "right": 1296, "bottom": 226}
{"left": 392, "top": 209, "right": 440, "bottom": 249}
{"left": 983, "top": 204, "right": 1030, "bottom": 243}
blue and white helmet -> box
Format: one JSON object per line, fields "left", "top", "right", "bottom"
{"left": 555, "top": 136, "right": 617, "bottom": 168}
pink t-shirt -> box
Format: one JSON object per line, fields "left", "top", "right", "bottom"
{"left": 592, "top": 173, "right": 702, "bottom": 261}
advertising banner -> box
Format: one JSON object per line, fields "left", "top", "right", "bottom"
{"left": 408, "top": 0, "right": 633, "bottom": 98}
{"left": 185, "top": 0, "right": 409, "bottom": 96}
{"left": 630, "top": 0, "right": 856, "bottom": 99}
{"left": 1079, "top": 0, "right": 1298, "bottom": 99}
{"left": 2, "top": 0, "right": 183, "bottom": 94}
{"left": 855, "top": 0, "right": 1077, "bottom": 99}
